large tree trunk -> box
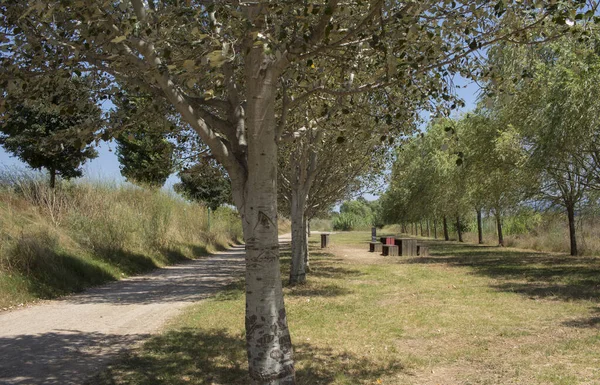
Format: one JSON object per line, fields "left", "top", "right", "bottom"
{"left": 476, "top": 208, "right": 483, "bottom": 244}
{"left": 242, "top": 51, "right": 295, "bottom": 384}
{"left": 433, "top": 218, "right": 437, "bottom": 239}
{"left": 456, "top": 215, "right": 463, "bottom": 242}
{"left": 289, "top": 188, "right": 307, "bottom": 285}
{"left": 566, "top": 201, "right": 578, "bottom": 256}
{"left": 443, "top": 216, "right": 449, "bottom": 241}
{"left": 426, "top": 219, "right": 430, "bottom": 238}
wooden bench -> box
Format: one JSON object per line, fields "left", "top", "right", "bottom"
{"left": 382, "top": 244, "right": 399, "bottom": 256}
{"left": 369, "top": 242, "right": 382, "bottom": 252}
{"left": 417, "top": 245, "right": 429, "bottom": 257}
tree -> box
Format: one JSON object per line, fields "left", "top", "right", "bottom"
{"left": 0, "top": 77, "right": 100, "bottom": 188}
{"left": 174, "top": 160, "right": 232, "bottom": 211}
{"left": 459, "top": 112, "right": 533, "bottom": 246}
{"left": 278, "top": 92, "right": 395, "bottom": 285}
{"left": 1, "top": 1, "right": 586, "bottom": 382}
{"left": 485, "top": 34, "right": 600, "bottom": 255}
{"left": 112, "top": 91, "right": 176, "bottom": 188}
{"left": 116, "top": 129, "right": 174, "bottom": 188}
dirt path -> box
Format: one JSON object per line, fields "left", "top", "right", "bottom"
{"left": 0, "top": 237, "right": 292, "bottom": 385}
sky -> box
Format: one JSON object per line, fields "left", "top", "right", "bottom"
{"left": 0, "top": 76, "right": 481, "bottom": 197}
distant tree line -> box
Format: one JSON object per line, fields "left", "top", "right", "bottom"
{"left": 381, "top": 34, "right": 600, "bottom": 256}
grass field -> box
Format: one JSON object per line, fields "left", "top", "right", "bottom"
{"left": 92, "top": 231, "right": 600, "bottom": 385}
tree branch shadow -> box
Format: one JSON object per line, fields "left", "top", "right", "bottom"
{"left": 402, "top": 240, "right": 600, "bottom": 302}
{"left": 89, "top": 328, "right": 406, "bottom": 385}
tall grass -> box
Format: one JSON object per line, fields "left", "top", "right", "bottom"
{"left": 450, "top": 210, "right": 600, "bottom": 255}
{"left": 0, "top": 170, "right": 242, "bottom": 309}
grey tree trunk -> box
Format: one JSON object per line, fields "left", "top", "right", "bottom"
{"left": 496, "top": 212, "right": 504, "bottom": 247}
{"left": 242, "top": 50, "right": 295, "bottom": 384}
{"left": 304, "top": 220, "right": 310, "bottom": 273}
{"left": 443, "top": 216, "right": 449, "bottom": 241}
{"left": 476, "top": 209, "right": 483, "bottom": 244}
{"left": 49, "top": 167, "right": 56, "bottom": 189}
{"left": 433, "top": 219, "right": 437, "bottom": 239}
{"left": 426, "top": 219, "right": 430, "bottom": 238}
{"left": 456, "top": 216, "right": 463, "bottom": 242}
{"left": 289, "top": 188, "right": 307, "bottom": 285}
{"left": 567, "top": 201, "right": 578, "bottom": 256}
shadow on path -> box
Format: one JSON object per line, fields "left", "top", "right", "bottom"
{"left": 0, "top": 246, "right": 247, "bottom": 385}
{"left": 0, "top": 331, "right": 149, "bottom": 385}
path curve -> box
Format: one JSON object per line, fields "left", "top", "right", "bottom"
{"left": 0, "top": 239, "right": 272, "bottom": 385}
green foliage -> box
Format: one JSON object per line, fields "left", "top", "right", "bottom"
{"left": 112, "top": 92, "right": 176, "bottom": 189}
{"left": 174, "top": 160, "right": 232, "bottom": 211}
{"left": 0, "top": 78, "right": 101, "bottom": 187}
{"left": 332, "top": 198, "right": 378, "bottom": 231}
{"left": 116, "top": 130, "right": 174, "bottom": 189}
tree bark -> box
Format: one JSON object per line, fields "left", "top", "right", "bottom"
{"left": 496, "top": 212, "right": 504, "bottom": 247}
{"left": 304, "top": 219, "right": 310, "bottom": 273}
{"left": 426, "top": 219, "right": 430, "bottom": 238}
{"left": 49, "top": 167, "right": 56, "bottom": 189}
{"left": 242, "top": 49, "right": 295, "bottom": 384}
{"left": 420, "top": 221, "right": 424, "bottom": 236}
{"left": 443, "top": 216, "right": 449, "bottom": 241}
{"left": 476, "top": 208, "right": 483, "bottom": 244}
{"left": 433, "top": 218, "right": 438, "bottom": 239}
{"left": 566, "top": 201, "right": 578, "bottom": 256}
{"left": 456, "top": 215, "right": 463, "bottom": 242}
{"left": 289, "top": 188, "right": 307, "bottom": 285}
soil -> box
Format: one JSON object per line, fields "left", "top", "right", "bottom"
{"left": 0, "top": 244, "right": 251, "bottom": 385}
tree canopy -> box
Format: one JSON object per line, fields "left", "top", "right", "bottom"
{"left": 0, "top": 77, "right": 101, "bottom": 187}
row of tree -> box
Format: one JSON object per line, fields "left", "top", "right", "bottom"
{"left": 1, "top": 0, "right": 595, "bottom": 382}
{"left": 381, "top": 33, "right": 600, "bottom": 256}
{"left": 0, "top": 79, "right": 233, "bottom": 210}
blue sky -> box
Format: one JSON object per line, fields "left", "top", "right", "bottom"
{"left": 0, "top": 76, "right": 480, "bottom": 196}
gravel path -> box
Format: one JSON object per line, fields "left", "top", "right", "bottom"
{"left": 0, "top": 243, "right": 254, "bottom": 385}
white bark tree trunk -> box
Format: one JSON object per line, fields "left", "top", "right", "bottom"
{"left": 242, "top": 46, "right": 295, "bottom": 384}
{"left": 304, "top": 219, "right": 310, "bottom": 273}
{"left": 289, "top": 187, "right": 308, "bottom": 285}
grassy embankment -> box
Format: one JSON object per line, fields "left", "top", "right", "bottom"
{"left": 92, "top": 229, "right": 600, "bottom": 385}
{"left": 0, "top": 171, "right": 243, "bottom": 309}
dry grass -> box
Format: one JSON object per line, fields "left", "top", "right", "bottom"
{"left": 91, "top": 231, "right": 600, "bottom": 385}
{"left": 0, "top": 171, "right": 242, "bottom": 309}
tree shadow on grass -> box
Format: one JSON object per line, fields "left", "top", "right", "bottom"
{"left": 562, "top": 306, "right": 600, "bottom": 329}
{"left": 89, "top": 328, "right": 406, "bottom": 385}
{"left": 403, "top": 240, "right": 600, "bottom": 302}
{"left": 287, "top": 283, "right": 353, "bottom": 298}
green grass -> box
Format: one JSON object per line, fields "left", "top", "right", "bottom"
{"left": 0, "top": 172, "right": 243, "bottom": 309}
{"left": 90, "top": 231, "right": 600, "bottom": 384}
